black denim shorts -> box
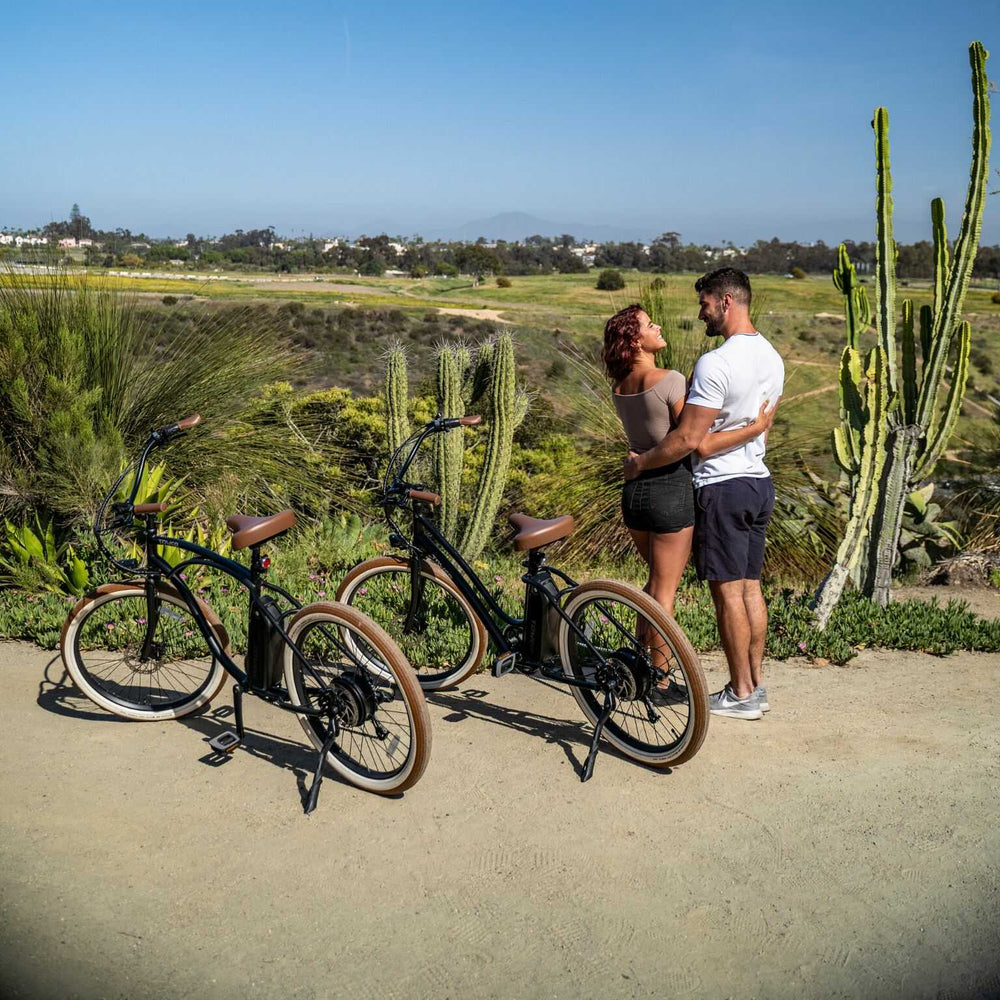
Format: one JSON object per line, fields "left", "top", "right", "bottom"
{"left": 621, "top": 461, "right": 695, "bottom": 534}
{"left": 694, "top": 476, "right": 775, "bottom": 581}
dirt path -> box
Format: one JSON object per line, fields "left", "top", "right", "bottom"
{"left": 2, "top": 640, "right": 999, "bottom": 999}
{"left": 437, "top": 307, "right": 509, "bottom": 323}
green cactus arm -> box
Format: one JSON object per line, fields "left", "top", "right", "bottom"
{"left": 900, "top": 299, "right": 918, "bottom": 425}
{"left": 916, "top": 42, "right": 990, "bottom": 434}
{"left": 459, "top": 333, "right": 517, "bottom": 560}
{"left": 384, "top": 344, "right": 410, "bottom": 458}
{"left": 832, "top": 426, "right": 857, "bottom": 477}
{"left": 931, "top": 199, "right": 949, "bottom": 320}
{"left": 872, "top": 107, "right": 898, "bottom": 394}
{"left": 434, "top": 345, "right": 465, "bottom": 542}
{"left": 835, "top": 346, "right": 864, "bottom": 477}
{"left": 833, "top": 244, "right": 862, "bottom": 350}
{"left": 856, "top": 285, "right": 871, "bottom": 330}
{"left": 914, "top": 320, "right": 971, "bottom": 481}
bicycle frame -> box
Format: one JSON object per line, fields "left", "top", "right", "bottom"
{"left": 382, "top": 420, "right": 617, "bottom": 692}
{"left": 132, "top": 515, "right": 328, "bottom": 717}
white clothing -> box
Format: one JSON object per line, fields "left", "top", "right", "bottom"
{"left": 685, "top": 332, "right": 785, "bottom": 487}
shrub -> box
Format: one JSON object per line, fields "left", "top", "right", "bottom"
{"left": 992, "top": 291, "right": 1000, "bottom": 304}
{"left": 496, "top": 276, "right": 512, "bottom": 288}
{"left": 162, "top": 295, "right": 177, "bottom": 306}
{"left": 435, "top": 262, "right": 459, "bottom": 277}
{"left": 596, "top": 268, "right": 625, "bottom": 291}
{"left": 0, "top": 273, "right": 324, "bottom": 527}
{"left": 791, "top": 266, "right": 807, "bottom": 280}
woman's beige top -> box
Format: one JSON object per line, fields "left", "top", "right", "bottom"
{"left": 612, "top": 369, "right": 686, "bottom": 452}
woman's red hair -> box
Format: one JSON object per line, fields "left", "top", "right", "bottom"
{"left": 601, "top": 304, "right": 644, "bottom": 384}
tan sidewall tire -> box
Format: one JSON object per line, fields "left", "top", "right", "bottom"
{"left": 558, "top": 579, "right": 709, "bottom": 768}
{"left": 60, "top": 583, "right": 228, "bottom": 721}
{"left": 282, "top": 601, "right": 432, "bottom": 794}
{"left": 336, "top": 556, "right": 486, "bottom": 690}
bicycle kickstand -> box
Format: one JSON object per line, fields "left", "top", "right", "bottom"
{"left": 304, "top": 726, "right": 339, "bottom": 815}
{"left": 581, "top": 688, "right": 617, "bottom": 783}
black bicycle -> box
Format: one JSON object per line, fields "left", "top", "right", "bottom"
{"left": 61, "top": 415, "right": 431, "bottom": 812}
{"left": 337, "top": 415, "right": 709, "bottom": 781}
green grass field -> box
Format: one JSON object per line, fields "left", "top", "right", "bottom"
{"left": 13, "top": 267, "right": 1000, "bottom": 478}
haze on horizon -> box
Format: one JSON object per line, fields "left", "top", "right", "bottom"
{"left": 3, "top": 0, "right": 997, "bottom": 246}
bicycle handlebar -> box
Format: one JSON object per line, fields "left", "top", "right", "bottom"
{"left": 93, "top": 414, "right": 204, "bottom": 573}
{"left": 383, "top": 415, "right": 482, "bottom": 501}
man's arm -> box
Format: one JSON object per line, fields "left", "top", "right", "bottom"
{"left": 623, "top": 402, "right": 719, "bottom": 480}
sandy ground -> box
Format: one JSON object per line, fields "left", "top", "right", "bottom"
{"left": 2, "top": 639, "right": 999, "bottom": 1000}
{"left": 437, "top": 307, "right": 509, "bottom": 323}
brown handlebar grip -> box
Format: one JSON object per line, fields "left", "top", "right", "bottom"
{"left": 459, "top": 415, "right": 482, "bottom": 426}
{"left": 176, "top": 414, "right": 202, "bottom": 430}
{"left": 134, "top": 502, "right": 168, "bottom": 514}
{"left": 408, "top": 489, "right": 442, "bottom": 506}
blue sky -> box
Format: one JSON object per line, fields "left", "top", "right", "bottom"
{"left": 3, "top": 0, "right": 997, "bottom": 244}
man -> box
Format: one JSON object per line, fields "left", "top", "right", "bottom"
{"left": 624, "top": 267, "right": 784, "bottom": 720}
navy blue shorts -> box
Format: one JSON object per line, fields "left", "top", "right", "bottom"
{"left": 694, "top": 476, "right": 774, "bottom": 582}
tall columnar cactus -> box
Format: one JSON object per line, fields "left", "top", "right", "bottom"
{"left": 459, "top": 332, "right": 519, "bottom": 560}
{"left": 434, "top": 345, "right": 465, "bottom": 541}
{"left": 814, "top": 41, "right": 990, "bottom": 626}
{"left": 381, "top": 330, "right": 528, "bottom": 560}
{"left": 384, "top": 343, "right": 410, "bottom": 458}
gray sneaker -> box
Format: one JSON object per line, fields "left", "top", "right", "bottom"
{"left": 708, "top": 684, "right": 763, "bottom": 720}
{"left": 755, "top": 685, "right": 770, "bottom": 712}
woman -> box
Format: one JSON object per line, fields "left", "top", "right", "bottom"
{"left": 603, "top": 304, "right": 774, "bottom": 618}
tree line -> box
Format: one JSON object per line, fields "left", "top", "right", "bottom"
{"left": 12, "top": 208, "right": 1000, "bottom": 280}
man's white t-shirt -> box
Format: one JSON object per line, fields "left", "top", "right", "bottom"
{"left": 686, "top": 332, "right": 785, "bottom": 488}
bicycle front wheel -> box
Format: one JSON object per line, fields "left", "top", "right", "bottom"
{"left": 336, "top": 556, "right": 486, "bottom": 690}
{"left": 558, "top": 580, "right": 709, "bottom": 768}
{"left": 61, "top": 583, "right": 229, "bottom": 721}
{"left": 283, "top": 601, "right": 431, "bottom": 794}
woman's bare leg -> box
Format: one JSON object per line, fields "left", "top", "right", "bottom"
{"left": 628, "top": 526, "right": 693, "bottom": 675}
{"left": 646, "top": 526, "right": 693, "bottom": 618}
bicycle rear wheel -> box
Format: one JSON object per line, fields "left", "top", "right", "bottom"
{"left": 336, "top": 556, "right": 486, "bottom": 690}
{"left": 283, "top": 601, "right": 431, "bottom": 794}
{"left": 558, "top": 580, "right": 708, "bottom": 768}
{"left": 61, "top": 583, "right": 229, "bottom": 721}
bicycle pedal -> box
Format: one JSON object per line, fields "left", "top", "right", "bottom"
{"left": 492, "top": 652, "right": 518, "bottom": 677}
{"left": 208, "top": 730, "right": 241, "bottom": 753}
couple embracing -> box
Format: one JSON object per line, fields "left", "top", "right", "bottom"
{"left": 603, "top": 267, "right": 784, "bottom": 721}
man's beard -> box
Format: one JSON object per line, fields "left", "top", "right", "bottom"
{"left": 703, "top": 315, "right": 723, "bottom": 337}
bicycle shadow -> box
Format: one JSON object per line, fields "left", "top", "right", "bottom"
{"left": 36, "top": 656, "right": 370, "bottom": 808}
{"left": 427, "top": 675, "right": 674, "bottom": 780}
{"left": 37, "top": 654, "right": 135, "bottom": 723}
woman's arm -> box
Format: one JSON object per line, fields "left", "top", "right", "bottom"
{"left": 694, "top": 399, "right": 778, "bottom": 460}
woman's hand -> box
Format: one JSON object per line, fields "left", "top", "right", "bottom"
{"left": 623, "top": 450, "right": 642, "bottom": 481}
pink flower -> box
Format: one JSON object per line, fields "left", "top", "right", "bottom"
{"left": 494, "top": 575, "right": 503, "bottom": 583}
{"left": 797, "top": 641, "right": 807, "bottom": 652}
{"left": 359, "top": 587, "right": 367, "bottom": 595}
{"left": 106, "top": 623, "right": 115, "bottom": 631}
{"left": 317, "top": 591, "right": 326, "bottom": 598}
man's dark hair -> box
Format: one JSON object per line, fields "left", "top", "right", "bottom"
{"left": 694, "top": 267, "right": 752, "bottom": 306}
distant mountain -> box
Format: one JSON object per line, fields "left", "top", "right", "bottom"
{"left": 430, "top": 212, "right": 654, "bottom": 244}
